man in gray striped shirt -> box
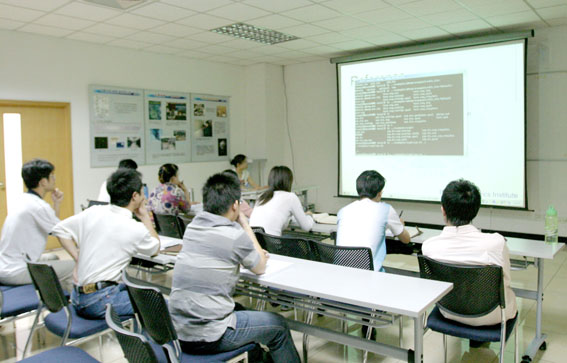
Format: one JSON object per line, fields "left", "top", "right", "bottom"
{"left": 168, "top": 173, "right": 300, "bottom": 362}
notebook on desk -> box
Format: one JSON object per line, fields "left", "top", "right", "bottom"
{"left": 312, "top": 213, "right": 338, "bottom": 225}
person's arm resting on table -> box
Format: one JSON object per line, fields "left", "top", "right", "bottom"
{"left": 388, "top": 208, "right": 411, "bottom": 244}
{"left": 238, "top": 211, "right": 268, "bottom": 275}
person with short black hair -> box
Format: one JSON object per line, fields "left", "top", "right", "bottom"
{"left": 222, "top": 170, "right": 253, "bottom": 218}
{"left": 422, "top": 179, "right": 517, "bottom": 327}
{"left": 230, "top": 154, "right": 261, "bottom": 189}
{"left": 249, "top": 166, "right": 313, "bottom": 236}
{"left": 52, "top": 168, "right": 160, "bottom": 319}
{"left": 148, "top": 163, "right": 200, "bottom": 216}
{"left": 97, "top": 159, "right": 138, "bottom": 202}
{"left": 0, "top": 159, "right": 74, "bottom": 288}
{"left": 169, "top": 173, "right": 300, "bottom": 362}
{"left": 336, "top": 170, "right": 411, "bottom": 272}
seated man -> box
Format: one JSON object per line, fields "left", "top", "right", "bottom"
{"left": 52, "top": 168, "right": 160, "bottom": 319}
{"left": 336, "top": 170, "right": 411, "bottom": 272}
{"left": 168, "top": 173, "right": 300, "bottom": 362}
{"left": 0, "top": 159, "right": 74, "bottom": 289}
{"left": 422, "top": 179, "right": 517, "bottom": 326}
{"left": 97, "top": 158, "right": 138, "bottom": 202}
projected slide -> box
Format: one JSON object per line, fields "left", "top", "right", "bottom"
{"left": 338, "top": 40, "right": 526, "bottom": 208}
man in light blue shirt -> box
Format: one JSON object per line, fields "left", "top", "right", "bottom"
{"left": 336, "top": 170, "right": 411, "bottom": 272}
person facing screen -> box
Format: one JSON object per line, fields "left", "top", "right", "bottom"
{"left": 148, "top": 163, "right": 200, "bottom": 216}
{"left": 336, "top": 170, "right": 411, "bottom": 272}
{"left": 249, "top": 166, "right": 313, "bottom": 236}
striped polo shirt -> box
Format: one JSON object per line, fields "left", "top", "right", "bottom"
{"left": 168, "top": 211, "right": 260, "bottom": 342}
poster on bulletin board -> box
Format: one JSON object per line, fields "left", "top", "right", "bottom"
{"left": 89, "top": 85, "right": 145, "bottom": 167}
{"left": 190, "top": 94, "right": 230, "bottom": 162}
{"left": 144, "top": 90, "right": 191, "bottom": 165}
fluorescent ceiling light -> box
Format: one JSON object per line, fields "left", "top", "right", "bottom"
{"left": 211, "top": 23, "right": 299, "bottom": 45}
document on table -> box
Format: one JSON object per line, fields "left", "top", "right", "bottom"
{"left": 312, "top": 213, "right": 338, "bottom": 225}
{"left": 160, "top": 236, "right": 182, "bottom": 250}
{"left": 241, "top": 258, "right": 293, "bottom": 276}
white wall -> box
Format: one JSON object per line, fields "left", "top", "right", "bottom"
{"left": 0, "top": 29, "right": 281, "bottom": 212}
{"left": 282, "top": 25, "right": 567, "bottom": 236}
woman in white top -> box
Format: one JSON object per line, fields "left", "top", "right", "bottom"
{"left": 249, "top": 166, "right": 314, "bottom": 236}
{"left": 230, "top": 154, "right": 261, "bottom": 190}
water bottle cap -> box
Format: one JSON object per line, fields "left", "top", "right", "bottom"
{"left": 546, "top": 206, "right": 557, "bottom": 216}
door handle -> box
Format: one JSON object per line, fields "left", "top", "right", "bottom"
{"left": 0, "top": 181, "right": 4, "bottom": 189}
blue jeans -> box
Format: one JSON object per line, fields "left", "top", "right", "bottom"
{"left": 181, "top": 311, "right": 300, "bottom": 363}
{"left": 71, "top": 283, "right": 133, "bottom": 319}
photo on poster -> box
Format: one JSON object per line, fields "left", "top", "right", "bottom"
{"left": 148, "top": 101, "right": 162, "bottom": 120}
{"left": 94, "top": 137, "right": 108, "bottom": 149}
{"left": 193, "top": 120, "right": 212, "bottom": 137}
{"left": 116, "top": 141, "right": 125, "bottom": 148}
{"left": 166, "top": 103, "right": 187, "bottom": 120}
{"left": 128, "top": 136, "right": 141, "bottom": 149}
{"left": 150, "top": 128, "right": 162, "bottom": 141}
{"left": 110, "top": 137, "right": 123, "bottom": 149}
{"left": 214, "top": 121, "right": 227, "bottom": 135}
{"left": 196, "top": 144, "right": 214, "bottom": 156}
{"left": 216, "top": 105, "right": 227, "bottom": 117}
{"left": 218, "top": 138, "right": 227, "bottom": 156}
{"left": 174, "top": 130, "right": 186, "bottom": 141}
{"left": 193, "top": 103, "right": 204, "bottom": 116}
{"left": 161, "top": 137, "right": 176, "bottom": 150}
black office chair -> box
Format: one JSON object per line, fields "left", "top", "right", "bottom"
{"left": 417, "top": 255, "right": 519, "bottom": 363}
{"left": 121, "top": 271, "right": 256, "bottom": 363}
{"left": 258, "top": 231, "right": 316, "bottom": 261}
{"left": 152, "top": 212, "right": 184, "bottom": 239}
{"left": 251, "top": 226, "right": 266, "bottom": 249}
{"left": 313, "top": 241, "right": 374, "bottom": 270}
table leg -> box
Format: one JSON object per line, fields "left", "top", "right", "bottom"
{"left": 414, "top": 315, "right": 424, "bottom": 363}
{"left": 522, "top": 258, "right": 547, "bottom": 362}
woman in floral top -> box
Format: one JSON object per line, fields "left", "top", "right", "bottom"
{"left": 148, "top": 164, "right": 197, "bottom": 215}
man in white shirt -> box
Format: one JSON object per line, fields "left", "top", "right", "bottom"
{"left": 422, "top": 179, "right": 517, "bottom": 328}
{"left": 0, "top": 159, "right": 74, "bottom": 289}
{"left": 52, "top": 168, "right": 160, "bottom": 319}
{"left": 97, "top": 159, "right": 138, "bottom": 202}
{"left": 336, "top": 170, "right": 411, "bottom": 272}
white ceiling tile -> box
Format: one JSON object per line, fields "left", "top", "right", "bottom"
{"left": 55, "top": 2, "right": 121, "bottom": 21}
{"left": 0, "top": 17, "right": 24, "bottom": 30}
{"left": 385, "top": 0, "right": 425, "bottom": 4}
{"left": 66, "top": 31, "right": 115, "bottom": 44}
{"left": 0, "top": 4, "right": 44, "bottom": 22}
{"left": 398, "top": 0, "right": 464, "bottom": 17}
{"left": 161, "top": 0, "right": 233, "bottom": 12}
{"left": 178, "top": 49, "right": 210, "bottom": 58}
{"left": 251, "top": 54, "right": 286, "bottom": 62}
{"left": 143, "top": 44, "right": 183, "bottom": 54}
{"left": 250, "top": 44, "right": 290, "bottom": 55}
{"left": 420, "top": 9, "right": 479, "bottom": 25}
{"left": 440, "top": 19, "right": 494, "bottom": 33}
{"left": 209, "top": 55, "right": 242, "bottom": 65}
{"left": 282, "top": 5, "right": 341, "bottom": 22}
{"left": 272, "top": 59, "right": 302, "bottom": 65}
{"left": 130, "top": 3, "right": 196, "bottom": 22}
{"left": 0, "top": 0, "right": 70, "bottom": 12}
{"left": 545, "top": 16, "right": 567, "bottom": 25}
{"left": 377, "top": 17, "right": 431, "bottom": 32}
{"left": 176, "top": 13, "right": 233, "bottom": 30}
{"left": 329, "top": 39, "right": 374, "bottom": 50}
{"left": 187, "top": 31, "right": 233, "bottom": 43}
{"left": 83, "top": 23, "right": 138, "bottom": 37}
{"left": 275, "top": 50, "right": 311, "bottom": 58}
{"left": 486, "top": 11, "right": 542, "bottom": 27}
{"left": 105, "top": 13, "right": 165, "bottom": 30}
{"left": 233, "top": 59, "right": 258, "bottom": 66}
{"left": 108, "top": 38, "right": 151, "bottom": 49}
{"left": 163, "top": 37, "right": 208, "bottom": 49}
{"left": 127, "top": 31, "right": 176, "bottom": 44}
{"left": 34, "top": 14, "right": 95, "bottom": 31}
{"left": 537, "top": 4, "right": 567, "bottom": 19}
{"left": 354, "top": 6, "right": 413, "bottom": 24}
{"left": 19, "top": 23, "right": 73, "bottom": 37}
{"left": 276, "top": 38, "right": 321, "bottom": 50}
{"left": 361, "top": 32, "right": 411, "bottom": 46}
{"left": 397, "top": 26, "right": 449, "bottom": 40}
{"left": 227, "top": 49, "right": 266, "bottom": 59}
{"left": 220, "top": 38, "right": 264, "bottom": 49}
{"left": 467, "top": 2, "right": 532, "bottom": 17}
{"left": 322, "top": 0, "right": 390, "bottom": 14}
{"left": 301, "top": 44, "right": 343, "bottom": 55}
{"left": 295, "top": 55, "right": 327, "bottom": 62}
{"left": 305, "top": 32, "right": 353, "bottom": 44}
{"left": 199, "top": 44, "right": 240, "bottom": 55}
{"left": 206, "top": 3, "right": 270, "bottom": 22}
{"left": 246, "top": 14, "right": 303, "bottom": 29}
{"left": 527, "top": 0, "right": 567, "bottom": 9}
{"left": 340, "top": 25, "right": 390, "bottom": 38}
{"left": 150, "top": 23, "right": 202, "bottom": 37}
{"left": 241, "top": 0, "right": 313, "bottom": 12}
{"left": 278, "top": 23, "right": 330, "bottom": 37}
{"left": 313, "top": 16, "right": 371, "bottom": 31}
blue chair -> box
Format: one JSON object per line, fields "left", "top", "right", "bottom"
{"left": 19, "top": 346, "right": 99, "bottom": 362}
{"left": 418, "top": 255, "right": 519, "bottom": 363}
{"left": 122, "top": 271, "right": 256, "bottom": 363}
{"left": 23, "top": 261, "right": 117, "bottom": 359}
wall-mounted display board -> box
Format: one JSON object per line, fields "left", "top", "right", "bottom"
{"left": 144, "top": 90, "right": 191, "bottom": 165}
{"left": 190, "top": 94, "right": 230, "bottom": 162}
{"left": 89, "top": 85, "right": 145, "bottom": 167}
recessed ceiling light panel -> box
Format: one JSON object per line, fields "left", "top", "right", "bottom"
{"left": 211, "top": 23, "right": 299, "bottom": 45}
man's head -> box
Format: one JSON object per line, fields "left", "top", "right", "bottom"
{"left": 21, "top": 159, "right": 55, "bottom": 191}
{"left": 118, "top": 159, "right": 138, "bottom": 170}
{"left": 107, "top": 168, "right": 144, "bottom": 208}
{"left": 356, "top": 170, "right": 386, "bottom": 200}
{"left": 203, "top": 172, "right": 241, "bottom": 219}
{"left": 441, "top": 179, "right": 481, "bottom": 226}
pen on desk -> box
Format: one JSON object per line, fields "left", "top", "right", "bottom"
{"left": 399, "top": 210, "right": 403, "bottom": 218}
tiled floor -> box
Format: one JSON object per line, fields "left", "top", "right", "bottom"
{"left": 1, "top": 247, "right": 565, "bottom": 363}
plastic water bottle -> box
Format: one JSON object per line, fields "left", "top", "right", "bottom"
{"left": 544, "top": 206, "right": 558, "bottom": 243}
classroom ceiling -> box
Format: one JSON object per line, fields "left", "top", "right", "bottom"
{"left": 1, "top": 0, "right": 566, "bottom": 66}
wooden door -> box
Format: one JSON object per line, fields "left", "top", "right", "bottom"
{"left": 0, "top": 100, "right": 73, "bottom": 249}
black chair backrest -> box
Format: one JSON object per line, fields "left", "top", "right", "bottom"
{"left": 26, "top": 261, "right": 68, "bottom": 313}
{"left": 122, "top": 272, "right": 178, "bottom": 345}
{"left": 176, "top": 215, "right": 192, "bottom": 234}
{"left": 251, "top": 226, "right": 266, "bottom": 249}
{"left": 313, "top": 241, "right": 374, "bottom": 270}
{"left": 259, "top": 231, "right": 316, "bottom": 261}
{"left": 152, "top": 212, "right": 184, "bottom": 239}
{"left": 417, "top": 255, "right": 505, "bottom": 317}
{"left": 105, "top": 304, "right": 158, "bottom": 363}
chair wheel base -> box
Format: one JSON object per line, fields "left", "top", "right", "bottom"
{"left": 539, "top": 341, "right": 547, "bottom": 350}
